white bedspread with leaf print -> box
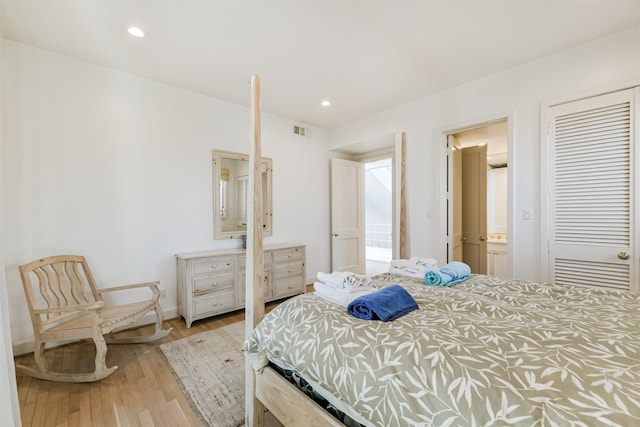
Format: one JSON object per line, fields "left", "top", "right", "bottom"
{"left": 244, "top": 274, "right": 640, "bottom": 426}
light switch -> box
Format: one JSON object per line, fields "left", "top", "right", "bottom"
{"left": 522, "top": 209, "right": 533, "bottom": 220}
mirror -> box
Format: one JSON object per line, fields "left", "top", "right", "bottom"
{"left": 213, "top": 150, "right": 272, "bottom": 239}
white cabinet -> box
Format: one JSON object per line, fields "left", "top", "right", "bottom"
{"left": 487, "top": 241, "right": 507, "bottom": 278}
{"left": 487, "top": 167, "right": 508, "bottom": 234}
{"left": 177, "top": 244, "right": 306, "bottom": 327}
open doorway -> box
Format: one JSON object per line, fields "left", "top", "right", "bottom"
{"left": 364, "top": 157, "right": 393, "bottom": 274}
{"left": 330, "top": 132, "right": 399, "bottom": 274}
{"left": 447, "top": 119, "right": 509, "bottom": 277}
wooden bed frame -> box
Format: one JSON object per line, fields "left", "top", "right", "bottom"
{"left": 244, "top": 75, "right": 407, "bottom": 426}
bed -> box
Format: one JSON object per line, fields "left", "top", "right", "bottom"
{"left": 245, "top": 273, "right": 640, "bottom": 426}
{"left": 241, "top": 75, "right": 639, "bottom": 426}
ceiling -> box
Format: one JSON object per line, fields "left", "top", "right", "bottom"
{"left": 1, "top": 1, "right": 639, "bottom": 129}
{"left": 455, "top": 120, "right": 507, "bottom": 152}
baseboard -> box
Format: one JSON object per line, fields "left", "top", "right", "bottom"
{"left": 12, "top": 306, "right": 179, "bottom": 356}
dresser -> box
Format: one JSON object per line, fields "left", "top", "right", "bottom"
{"left": 176, "top": 244, "right": 306, "bottom": 327}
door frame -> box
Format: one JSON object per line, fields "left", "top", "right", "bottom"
{"left": 440, "top": 114, "right": 513, "bottom": 277}
{"left": 540, "top": 79, "right": 640, "bottom": 287}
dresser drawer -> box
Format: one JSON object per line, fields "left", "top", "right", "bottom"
{"left": 192, "top": 257, "right": 234, "bottom": 275}
{"left": 274, "top": 276, "right": 303, "bottom": 297}
{"left": 238, "top": 253, "right": 272, "bottom": 269}
{"left": 193, "top": 272, "right": 234, "bottom": 294}
{"left": 274, "top": 248, "right": 304, "bottom": 264}
{"left": 193, "top": 291, "right": 236, "bottom": 316}
{"left": 240, "top": 275, "right": 271, "bottom": 302}
{"left": 275, "top": 262, "right": 304, "bottom": 279}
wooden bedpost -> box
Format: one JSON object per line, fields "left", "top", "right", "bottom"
{"left": 245, "top": 74, "right": 265, "bottom": 427}
{"left": 399, "top": 131, "right": 408, "bottom": 259}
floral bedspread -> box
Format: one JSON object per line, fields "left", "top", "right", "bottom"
{"left": 244, "top": 274, "right": 640, "bottom": 426}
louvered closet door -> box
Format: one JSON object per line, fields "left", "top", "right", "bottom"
{"left": 549, "top": 88, "right": 636, "bottom": 292}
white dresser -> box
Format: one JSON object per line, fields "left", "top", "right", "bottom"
{"left": 176, "top": 244, "right": 306, "bottom": 327}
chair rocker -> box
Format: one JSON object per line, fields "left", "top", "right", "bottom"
{"left": 17, "top": 255, "right": 172, "bottom": 382}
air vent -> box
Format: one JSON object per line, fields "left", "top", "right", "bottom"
{"left": 293, "top": 125, "right": 311, "bottom": 138}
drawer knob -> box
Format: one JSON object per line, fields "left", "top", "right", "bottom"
{"left": 287, "top": 269, "right": 292, "bottom": 273}
{"left": 288, "top": 285, "right": 293, "bottom": 289}
{"left": 212, "top": 264, "right": 217, "bottom": 269}
{"left": 288, "top": 254, "right": 292, "bottom": 258}
{"left": 212, "top": 282, "right": 218, "bottom": 287}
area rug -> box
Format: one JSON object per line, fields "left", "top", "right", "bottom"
{"left": 158, "top": 322, "right": 246, "bottom": 427}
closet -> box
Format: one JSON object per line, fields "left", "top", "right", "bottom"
{"left": 545, "top": 87, "right": 638, "bottom": 292}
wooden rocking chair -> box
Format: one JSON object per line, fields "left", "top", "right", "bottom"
{"left": 16, "top": 255, "right": 172, "bottom": 382}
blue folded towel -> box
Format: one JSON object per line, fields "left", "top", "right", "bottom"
{"left": 347, "top": 285, "right": 418, "bottom": 322}
{"left": 424, "top": 261, "right": 471, "bottom": 286}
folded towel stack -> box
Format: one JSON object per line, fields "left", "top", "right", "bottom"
{"left": 316, "top": 271, "right": 372, "bottom": 290}
{"left": 347, "top": 285, "right": 418, "bottom": 321}
{"left": 390, "top": 257, "right": 438, "bottom": 269}
{"left": 389, "top": 257, "right": 438, "bottom": 279}
{"left": 424, "top": 261, "right": 471, "bottom": 287}
{"left": 313, "top": 282, "right": 374, "bottom": 307}
{"left": 314, "top": 271, "right": 374, "bottom": 306}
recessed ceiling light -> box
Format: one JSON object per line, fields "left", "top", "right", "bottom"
{"left": 127, "top": 27, "right": 145, "bottom": 38}
{"left": 320, "top": 100, "right": 331, "bottom": 107}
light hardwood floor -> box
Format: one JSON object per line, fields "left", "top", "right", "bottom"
{"left": 14, "top": 302, "right": 286, "bottom": 427}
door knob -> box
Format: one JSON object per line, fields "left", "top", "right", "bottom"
{"left": 461, "top": 236, "right": 467, "bottom": 242}
{"left": 332, "top": 233, "right": 339, "bottom": 237}
{"left": 618, "top": 252, "right": 630, "bottom": 260}
{"left": 480, "top": 236, "right": 486, "bottom": 241}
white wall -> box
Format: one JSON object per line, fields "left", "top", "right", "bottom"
{"left": 329, "top": 25, "right": 640, "bottom": 282}
{"left": 0, "top": 18, "right": 22, "bottom": 427}
{"left": 4, "top": 25, "right": 639, "bottom": 350}
{"left": 2, "top": 41, "right": 331, "bottom": 349}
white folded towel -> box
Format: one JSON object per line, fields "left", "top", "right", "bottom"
{"left": 389, "top": 266, "right": 428, "bottom": 280}
{"left": 390, "top": 257, "right": 437, "bottom": 269}
{"left": 313, "top": 282, "right": 375, "bottom": 307}
{"left": 316, "top": 271, "right": 372, "bottom": 291}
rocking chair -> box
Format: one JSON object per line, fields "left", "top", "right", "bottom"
{"left": 17, "top": 255, "right": 172, "bottom": 382}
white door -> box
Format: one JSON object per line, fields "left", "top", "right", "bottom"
{"left": 548, "top": 88, "right": 637, "bottom": 292}
{"left": 331, "top": 158, "right": 365, "bottom": 273}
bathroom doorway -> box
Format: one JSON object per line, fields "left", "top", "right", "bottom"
{"left": 447, "top": 119, "right": 509, "bottom": 277}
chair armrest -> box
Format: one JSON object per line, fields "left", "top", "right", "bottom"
{"left": 32, "top": 301, "right": 105, "bottom": 314}
{"left": 98, "top": 281, "right": 160, "bottom": 294}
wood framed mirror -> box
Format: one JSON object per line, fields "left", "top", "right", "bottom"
{"left": 212, "top": 150, "right": 272, "bottom": 239}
